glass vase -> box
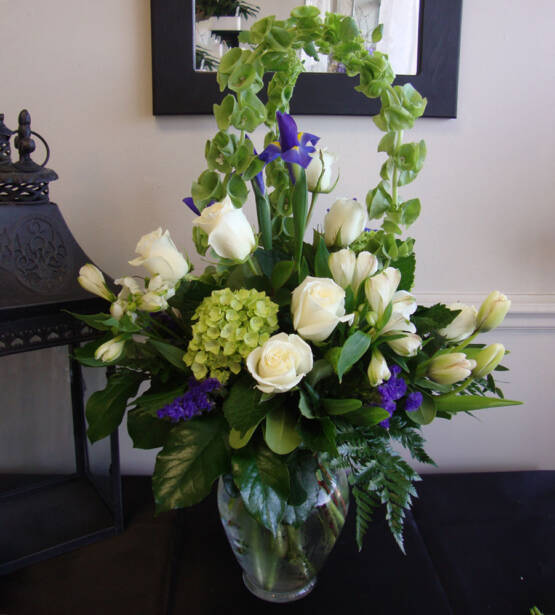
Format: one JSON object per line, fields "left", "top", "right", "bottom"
{"left": 217, "top": 463, "right": 349, "bottom": 603}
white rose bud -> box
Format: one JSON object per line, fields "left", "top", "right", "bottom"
{"left": 472, "top": 343, "right": 505, "bottom": 378}
{"left": 476, "top": 291, "right": 511, "bottom": 332}
{"left": 247, "top": 333, "right": 313, "bottom": 394}
{"left": 291, "top": 276, "right": 354, "bottom": 342}
{"left": 129, "top": 228, "right": 189, "bottom": 285}
{"left": 352, "top": 251, "right": 378, "bottom": 294}
{"left": 364, "top": 267, "right": 401, "bottom": 317}
{"left": 324, "top": 198, "right": 368, "bottom": 248}
{"left": 428, "top": 352, "right": 477, "bottom": 385}
{"left": 328, "top": 248, "right": 356, "bottom": 289}
{"left": 95, "top": 336, "right": 126, "bottom": 362}
{"left": 392, "top": 290, "right": 417, "bottom": 319}
{"left": 306, "top": 148, "right": 336, "bottom": 192}
{"left": 367, "top": 349, "right": 391, "bottom": 387}
{"left": 387, "top": 332, "right": 422, "bottom": 357}
{"left": 192, "top": 196, "right": 255, "bottom": 261}
{"left": 78, "top": 264, "right": 114, "bottom": 301}
{"left": 439, "top": 302, "right": 478, "bottom": 342}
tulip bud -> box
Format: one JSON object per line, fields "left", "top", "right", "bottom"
{"left": 387, "top": 332, "right": 422, "bottom": 357}
{"left": 428, "top": 353, "right": 477, "bottom": 385}
{"left": 439, "top": 303, "right": 477, "bottom": 342}
{"left": 367, "top": 349, "right": 391, "bottom": 387}
{"left": 476, "top": 291, "right": 511, "bottom": 332}
{"left": 95, "top": 336, "right": 126, "bottom": 362}
{"left": 472, "top": 343, "right": 505, "bottom": 378}
{"left": 324, "top": 198, "right": 368, "bottom": 248}
{"left": 352, "top": 251, "right": 378, "bottom": 294}
{"left": 364, "top": 267, "right": 401, "bottom": 317}
{"left": 328, "top": 248, "right": 356, "bottom": 289}
{"left": 78, "top": 264, "right": 114, "bottom": 301}
{"left": 306, "top": 148, "right": 337, "bottom": 193}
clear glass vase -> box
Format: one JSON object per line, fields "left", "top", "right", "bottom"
{"left": 217, "top": 464, "right": 349, "bottom": 603}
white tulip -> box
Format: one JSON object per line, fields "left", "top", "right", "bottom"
{"left": 387, "top": 333, "right": 422, "bottom": 357}
{"left": 428, "top": 353, "right": 477, "bottom": 385}
{"left": 439, "top": 302, "right": 478, "bottom": 342}
{"left": 95, "top": 336, "right": 126, "bottom": 362}
{"left": 129, "top": 228, "right": 189, "bottom": 285}
{"left": 291, "top": 276, "right": 354, "bottom": 342}
{"left": 352, "top": 251, "right": 378, "bottom": 294}
{"left": 392, "top": 290, "right": 417, "bottom": 319}
{"left": 476, "top": 291, "right": 511, "bottom": 332}
{"left": 306, "top": 148, "right": 336, "bottom": 192}
{"left": 328, "top": 249, "right": 356, "bottom": 289}
{"left": 367, "top": 349, "right": 391, "bottom": 387}
{"left": 472, "top": 343, "right": 505, "bottom": 378}
{"left": 78, "top": 264, "right": 114, "bottom": 301}
{"left": 192, "top": 196, "right": 255, "bottom": 261}
{"left": 364, "top": 267, "right": 401, "bottom": 317}
{"left": 247, "top": 333, "right": 313, "bottom": 394}
{"left": 324, "top": 198, "right": 368, "bottom": 248}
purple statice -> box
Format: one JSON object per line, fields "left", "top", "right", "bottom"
{"left": 376, "top": 365, "right": 407, "bottom": 428}
{"left": 157, "top": 377, "right": 221, "bottom": 423}
{"left": 405, "top": 392, "right": 423, "bottom": 413}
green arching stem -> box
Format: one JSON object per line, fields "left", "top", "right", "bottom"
{"left": 452, "top": 331, "right": 479, "bottom": 353}
{"left": 436, "top": 375, "right": 475, "bottom": 400}
{"left": 306, "top": 190, "right": 319, "bottom": 228}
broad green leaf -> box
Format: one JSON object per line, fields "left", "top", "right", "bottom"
{"left": 401, "top": 198, "right": 421, "bottom": 226}
{"left": 283, "top": 453, "right": 320, "bottom": 526}
{"left": 298, "top": 417, "right": 338, "bottom": 456}
{"left": 271, "top": 260, "right": 295, "bottom": 290}
{"left": 227, "top": 174, "right": 248, "bottom": 207}
{"left": 307, "top": 359, "right": 334, "bottom": 387}
{"left": 298, "top": 389, "right": 315, "bottom": 419}
{"left": 223, "top": 377, "right": 265, "bottom": 435}
{"left": 393, "top": 252, "right": 416, "bottom": 292}
{"left": 371, "top": 23, "right": 384, "bottom": 43}
{"left": 377, "top": 132, "right": 396, "bottom": 155}
{"left": 127, "top": 407, "right": 172, "bottom": 449}
{"left": 229, "top": 424, "right": 259, "bottom": 449}
{"left": 67, "top": 311, "right": 119, "bottom": 332}
{"left": 337, "top": 331, "right": 372, "bottom": 380}
{"left": 345, "top": 406, "right": 390, "bottom": 427}
{"left": 255, "top": 442, "right": 290, "bottom": 500}
{"left": 412, "top": 303, "right": 459, "bottom": 335}
{"left": 153, "top": 413, "right": 229, "bottom": 512}
{"left": 322, "top": 398, "right": 362, "bottom": 415}
{"left": 314, "top": 236, "right": 332, "bottom": 278}
{"left": 434, "top": 395, "right": 523, "bottom": 413}
{"left": 86, "top": 371, "right": 144, "bottom": 443}
{"left": 265, "top": 406, "right": 301, "bottom": 455}
{"left": 213, "top": 94, "right": 236, "bottom": 131}
{"left": 366, "top": 185, "right": 390, "bottom": 220}
{"left": 148, "top": 340, "right": 187, "bottom": 372}
{"left": 407, "top": 395, "right": 436, "bottom": 425}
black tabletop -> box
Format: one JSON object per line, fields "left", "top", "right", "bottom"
{"left": 1, "top": 472, "right": 554, "bottom": 615}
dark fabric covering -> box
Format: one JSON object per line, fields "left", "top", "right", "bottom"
{"left": 1, "top": 472, "right": 553, "bottom": 615}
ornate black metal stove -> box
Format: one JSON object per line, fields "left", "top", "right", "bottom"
{"left": 0, "top": 110, "right": 123, "bottom": 574}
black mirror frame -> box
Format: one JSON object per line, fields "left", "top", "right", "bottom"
{"left": 151, "top": 0, "right": 462, "bottom": 118}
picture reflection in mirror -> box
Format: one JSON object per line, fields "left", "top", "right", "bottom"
{"left": 194, "top": 0, "right": 420, "bottom": 76}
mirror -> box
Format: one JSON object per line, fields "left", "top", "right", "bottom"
{"left": 194, "top": 0, "right": 420, "bottom": 76}
{"left": 150, "top": 0, "right": 462, "bottom": 118}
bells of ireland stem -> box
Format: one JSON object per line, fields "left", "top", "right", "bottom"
{"left": 472, "top": 344, "right": 505, "bottom": 378}
{"left": 476, "top": 291, "right": 511, "bottom": 332}
{"left": 324, "top": 198, "right": 368, "bottom": 248}
{"left": 428, "top": 353, "right": 477, "bottom": 385}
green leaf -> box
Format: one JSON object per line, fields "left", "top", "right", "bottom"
{"left": 271, "top": 260, "right": 295, "bottom": 290}
{"left": 322, "top": 398, "right": 362, "bottom": 415}
{"left": 213, "top": 94, "right": 236, "bottom": 131}
{"left": 265, "top": 405, "right": 301, "bottom": 455}
{"left": 229, "top": 424, "right": 259, "bottom": 449}
{"left": 227, "top": 174, "right": 248, "bottom": 207}
{"left": 148, "top": 340, "right": 187, "bottom": 372}
{"left": 366, "top": 184, "right": 391, "bottom": 220}
{"left": 393, "top": 252, "right": 416, "bottom": 292}
{"left": 371, "top": 23, "right": 384, "bottom": 43}
{"left": 401, "top": 198, "right": 421, "bottom": 226}
{"left": 283, "top": 453, "right": 320, "bottom": 525}
{"left": 232, "top": 445, "right": 286, "bottom": 535}
{"left": 254, "top": 441, "right": 290, "bottom": 500}
{"left": 298, "top": 389, "right": 316, "bottom": 419}
{"left": 377, "top": 132, "right": 396, "bottom": 155}
{"left": 407, "top": 395, "right": 436, "bottom": 425}
{"left": 67, "top": 311, "right": 119, "bottom": 332}
{"left": 434, "top": 395, "right": 523, "bottom": 413}
{"left": 412, "top": 303, "right": 459, "bottom": 335}
{"left": 223, "top": 377, "right": 266, "bottom": 435}
{"left": 127, "top": 407, "right": 172, "bottom": 449}
{"left": 298, "top": 417, "right": 337, "bottom": 456}
{"left": 345, "top": 406, "right": 390, "bottom": 427}
{"left": 73, "top": 336, "right": 113, "bottom": 367}
{"left": 337, "top": 331, "right": 372, "bottom": 381}
{"left": 252, "top": 181, "right": 272, "bottom": 250}
{"left": 86, "top": 371, "right": 144, "bottom": 443}
{"left": 314, "top": 236, "right": 332, "bottom": 278}
{"left": 153, "top": 413, "right": 229, "bottom": 513}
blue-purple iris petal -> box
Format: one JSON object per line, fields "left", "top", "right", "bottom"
{"left": 183, "top": 197, "right": 201, "bottom": 216}
{"left": 258, "top": 143, "right": 282, "bottom": 165}
{"left": 299, "top": 132, "right": 320, "bottom": 149}
{"left": 282, "top": 147, "right": 313, "bottom": 169}
{"left": 276, "top": 111, "right": 299, "bottom": 151}
{"left": 405, "top": 392, "right": 423, "bottom": 413}
{"left": 157, "top": 377, "right": 221, "bottom": 423}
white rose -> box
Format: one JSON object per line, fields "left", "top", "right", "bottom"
{"left": 328, "top": 248, "right": 356, "bottom": 289}
{"left": 192, "top": 196, "right": 255, "bottom": 261}
{"left": 247, "top": 333, "right": 313, "bottom": 394}
{"left": 439, "top": 302, "right": 478, "bottom": 342}
{"left": 324, "top": 198, "right": 368, "bottom": 248}
{"left": 352, "top": 251, "right": 378, "bottom": 294}
{"left": 291, "top": 276, "right": 354, "bottom": 342}
{"left": 364, "top": 267, "right": 401, "bottom": 317}
{"left": 428, "top": 352, "right": 477, "bottom": 385}
{"left": 95, "top": 336, "right": 126, "bottom": 362}
{"left": 129, "top": 228, "right": 189, "bottom": 285}
{"left": 392, "top": 290, "right": 417, "bottom": 319}
{"left": 367, "top": 349, "right": 391, "bottom": 387}
{"left": 306, "top": 148, "right": 336, "bottom": 192}
{"left": 78, "top": 264, "right": 114, "bottom": 301}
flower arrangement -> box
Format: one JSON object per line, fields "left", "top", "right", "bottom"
{"left": 74, "top": 5, "right": 521, "bottom": 600}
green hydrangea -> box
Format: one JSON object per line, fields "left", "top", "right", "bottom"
{"left": 184, "top": 287, "right": 279, "bottom": 383}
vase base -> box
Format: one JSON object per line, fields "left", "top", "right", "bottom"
{"left": 242, "top": 572, "right": 317, "bottom": 603}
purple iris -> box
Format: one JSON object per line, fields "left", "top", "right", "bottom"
{"left": 183, "top": 197, "right": 215, "bottom": 215}
{"left": 372, "top": 365, "right": 422, "bottom": 429}
{"left": 157, "top": 377, "right": 221, "bottom": 423}
{"left": 259, "top": 111, "right": 319, "bottom": 170}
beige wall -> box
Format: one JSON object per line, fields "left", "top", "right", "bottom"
{"left": 2, "top": 0, "right": 554, "bottom": 474}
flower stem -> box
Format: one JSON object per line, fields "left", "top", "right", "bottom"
{"left": 247, "top": 256, "right": 259, "bottom": 276}
{"left": 306, "top": 191, "right": 319, "bottom": 228}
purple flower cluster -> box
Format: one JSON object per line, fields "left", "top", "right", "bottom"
{"left": 157, "top": 377, "right": 221, "bottom": 423}
{"left": 376, "top": 365, "right": 423, "bottom": 428}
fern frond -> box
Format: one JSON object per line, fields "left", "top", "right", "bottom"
{"left": 353, "top": 486, "right": 380, "bottom": 550}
